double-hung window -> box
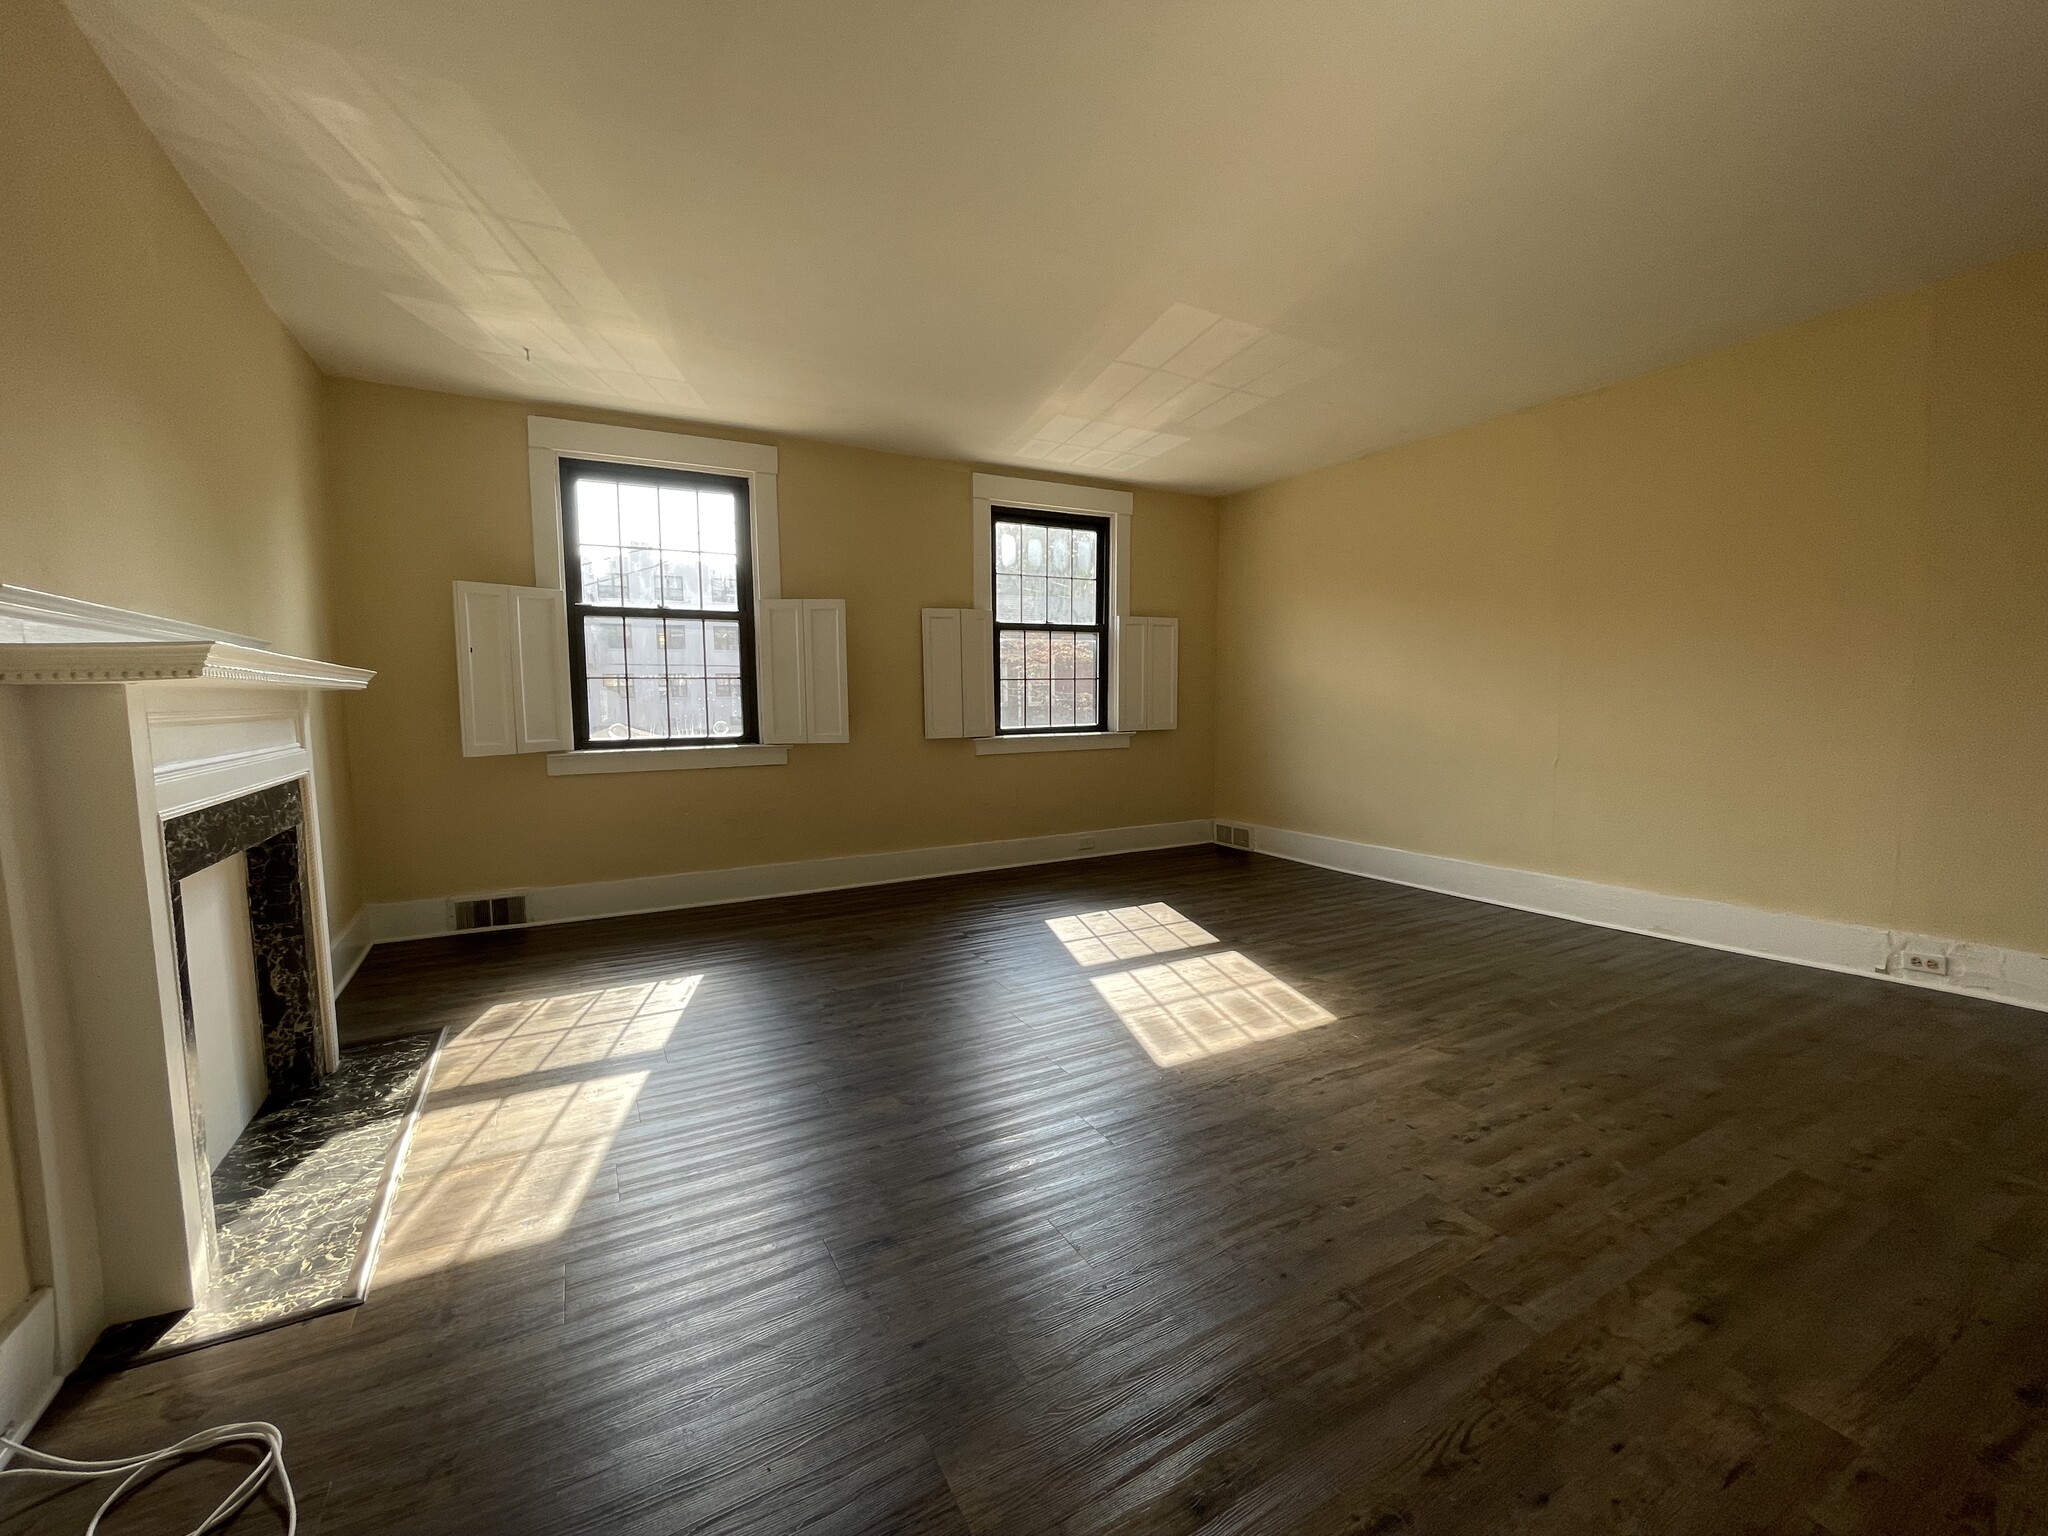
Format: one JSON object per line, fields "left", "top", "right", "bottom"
{"left": 561, "top": 456, "right": 756, "bottom": 747}
{"left": 993, "top": 508, "right": 1108, "bottom": 734}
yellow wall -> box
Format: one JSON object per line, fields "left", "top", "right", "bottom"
{"left": 1219, "top": 246, "right": 2048, "bottom": 955}
{"left": 325, "top": 379, "right": 1218, "bottom": 903}
{"left": 0, "top": 0, "right": 362, "bottom": 1321}
{"left": 0, "top": 0, "right": 358, "bottom": 923}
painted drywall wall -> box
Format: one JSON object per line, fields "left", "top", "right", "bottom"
{"left": 1218, "top": 246, "right": 2048, "bottom": 957}
{"left": 0, "top": 0, "right": 359, "bottom": 924}
{"left": 0, "top": 0, "right": 361, "bottom": 1350}
{"left": 325, "top": 379, "right": 1219, "bottom": 905}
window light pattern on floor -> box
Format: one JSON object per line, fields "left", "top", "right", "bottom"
{"left": 429, "top": 976, "right": 697, "bottom": 1088}
{"left": 1046, "top": 903, "right": 1216, "bottom": 966}
{"left": 1093, "top": 951, "right": 1333, "bottom": 1067}
{"left": 379, "top": 977, "right": 697, "bottom": 1281}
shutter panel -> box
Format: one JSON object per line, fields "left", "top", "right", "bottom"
{"left": 511, "top": 587, "right": 572, "bottom": 751}
{"left": 454, "top": 583, "right": 517, "bottom": 756}
{"left": 758, "top": 598, "right": 808, "bottom": 744}
{"left": 1113, "top": 616, "right": 1179, "bottom": 731}
{"left": 1114, "top": 614, "right": 1147, "bottom": 733}
{"left": 800, "top": 599, "right": 849, "bottom": 744}
{"left": 456, "top": 581, "right": 571, "bottom": 756}
{"left": 960, "top": 608, "right": 994, "bottom": 738}
{"left": 759, "top": 597, "right": 850, "bottom": 745}
{"left": 922, "top": 610, "right": 963, "bottom": 738}
{"left": 922, "top": 608, "right": 994, "bottom": 739}
{"left": 1141, "top": 616, "right": 1178, "bottom": 730}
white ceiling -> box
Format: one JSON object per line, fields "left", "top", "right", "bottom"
{"left": 72, "top": 0, "right": 2048, "bottom": 494}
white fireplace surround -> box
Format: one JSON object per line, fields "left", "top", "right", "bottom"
{"left": 0, "top": 586, "right": 369, "bottom": 1424}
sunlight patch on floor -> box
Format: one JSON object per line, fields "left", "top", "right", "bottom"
{"left": 1093, "top": 951, "right": 1333, "bottom": 1067}
{"left": 379, "top": 977, "right": 698, "bottom": 1280}
{"left": 1047, "top": 903, "right": 1216, "bottom": 966}
{"left": 433, "top": 976, "right": 699, "bottom": 1087}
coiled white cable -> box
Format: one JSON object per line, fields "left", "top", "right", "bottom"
{"left": 0, "top": 1420, "right": 295, "bottom": 1534}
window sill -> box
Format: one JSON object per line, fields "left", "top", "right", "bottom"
{"left": 546, "top": 744, "right": 789, "bottom": 776}
{"left": 974, "top": 732, "right": 1132, "bottom": 756}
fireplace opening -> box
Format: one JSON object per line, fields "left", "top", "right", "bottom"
{"left": 164, "top": 779, "right": 325, "bottom": 1164}
{"left": 181, "top": 851, "right": 268, "bottom": 1166}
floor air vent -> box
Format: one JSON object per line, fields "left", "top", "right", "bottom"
{"left": 450, "top": 893, "right": 529, "bottom": 930}
{"left": 1213, "top": 822, "right": 1253, "bottom": 850}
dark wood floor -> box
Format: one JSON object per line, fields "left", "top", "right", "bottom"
{"left": 10, "top": 847, "right": 2048, "bottom": 1534}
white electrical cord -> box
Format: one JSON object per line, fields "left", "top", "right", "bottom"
{"left": 0, "top": 1421, "right": 295, "bottom": 1534}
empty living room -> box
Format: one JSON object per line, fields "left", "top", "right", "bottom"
{"left": 3, "top": 0, "right": 2048, "bottom": 1530}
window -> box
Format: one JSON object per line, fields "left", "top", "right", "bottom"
{"left": 560, "top": 456, "right": 756, "bottom": 747}
{"left": 992, "top": 508, "right": 1108, "bottom": 733}
{"left": 921, "top": 472, "right": 1166, "bottom": 752}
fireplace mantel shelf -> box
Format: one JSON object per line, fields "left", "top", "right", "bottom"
{"left": 0, "top": 641, "right": 373, "bottom": 689}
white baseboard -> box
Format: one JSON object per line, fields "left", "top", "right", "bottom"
{"left": 330, "top": 911, "right": 371, "bottom": 996}
{"left": 357, "top": 819, "right": 1215, "bottom": 947}
{"left": 1244, "top": 823, "right": 2048, "bottom": 1015}
{"left": 0, "top": 1289, "right": 60, "bottom": 1465}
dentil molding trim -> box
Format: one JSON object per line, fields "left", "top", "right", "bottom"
{"left": 0, "top": 642, "right": 372, "bottom": 689}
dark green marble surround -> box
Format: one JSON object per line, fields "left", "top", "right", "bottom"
{"left": 164, "top": 778, "right": 323, "bottom": 1103}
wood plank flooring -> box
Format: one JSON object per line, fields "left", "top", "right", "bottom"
{"left": 9, "top": 846, "right": 2048, "bottom": 1534}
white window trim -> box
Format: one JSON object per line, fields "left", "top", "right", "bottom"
{"left": 528, "top": 417, "right": 784, "bottom": 774}
{"left": 971, "top": 472, "right": 1133, "bottom": 750}
{"left": 546, "top": 744, "right": 788, "bottom": 775}
{"left": 974, "top": 731, "right": 1131, "bottom": 756}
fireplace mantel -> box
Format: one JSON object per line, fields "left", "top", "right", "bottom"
{"left": 0, "top": 591, "right": 372, "bottom": 1326}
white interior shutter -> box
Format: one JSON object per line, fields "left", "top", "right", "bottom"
{"left": 1141, "top": 617, "right": 1178, "bottom": 730}
{"left": 922, "top": 608, "right": 994, "bottom": 739}
{"left": 758, "top": 598, "right": 807, "bottom": 744}
{"left": 921, "top": 609, "right": 965, "bottom": 738}
{"left": 455, "top": 582, "right": 517, "bottom": 756}
{"left": 759, "top": 598, "right": 850, "bottom": 745}
{"left": 1113, "top": 616, "right": 1179, "bottom": 731}
{"left": 511, "top": 587, "right": 572, "bottom": 751}
{"left": 456, "top": 581, "right": 572, "bottom": 756}
{"left": 1114, "top": 614, "right": 1147, "bottom": 733}
{"left": 961, "top": 608, "right": 994, "bottom": 737}
{"left": 800, "top": 599, "right": 849, "bottom": 744}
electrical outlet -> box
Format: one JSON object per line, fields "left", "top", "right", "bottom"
{"left": 1901, "top": 950, "right": 1949, "bottom": 977}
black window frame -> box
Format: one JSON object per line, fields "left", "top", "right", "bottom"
{"left": 560, "top": 455, "right": 758, "bottom": 750}
{"left": 990, "top": 505, "right": 1111, "bottom": 736}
